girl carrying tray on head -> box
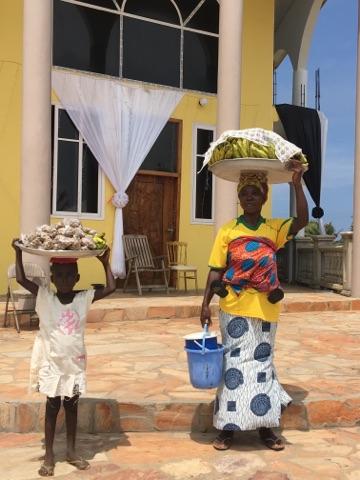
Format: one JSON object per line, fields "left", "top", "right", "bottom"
{"left": 200, "top": 160, "right": 308, "bottom": 451}
{"left": 11, "top": 242, "right": 116, "bottom": 477}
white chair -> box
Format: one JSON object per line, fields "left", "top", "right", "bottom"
{"left": 4, "top": 263, "right": 49, "bottom": 333}
{"left": 166, "top": 241, "right": 198, "bottom": 293}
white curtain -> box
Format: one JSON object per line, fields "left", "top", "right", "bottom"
{"left": 52, "top": 70, "right": 183, "bottom": 277}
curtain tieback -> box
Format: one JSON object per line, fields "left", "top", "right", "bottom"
{"left": 112, "top": 191, "right": 129, "bottom": 209}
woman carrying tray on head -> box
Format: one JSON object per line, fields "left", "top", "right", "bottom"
{"left": 200, "top": 160, "right": 308, "bottom": 451}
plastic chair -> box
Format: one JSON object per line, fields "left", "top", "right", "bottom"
{"left": 166, "top": 241, "right": 198, "bottom": 293}
{"left": 123, "top": 234, "right": 169, "bottom": 296}
{"left": 4, "top": 263, "right": 49, "bottom": 333}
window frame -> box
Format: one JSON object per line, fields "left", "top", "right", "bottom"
{"left": 54, "top": 0, "right": 219, "bottom": 94}
{"left": 191, "top": 123, "right": 215, "bottom": 225}
{"left": 52, "top": 105, "right": 105, "bottom": 220}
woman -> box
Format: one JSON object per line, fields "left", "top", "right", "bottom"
{"left": 200, "top": 161, "right": 308, "bottom": 451}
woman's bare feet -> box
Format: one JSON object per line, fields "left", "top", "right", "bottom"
{"left": 258, "top": 427, "right": 285, "bottom": 451}
{"left": 213, "top": 430, "right": 234, "bottom": 450}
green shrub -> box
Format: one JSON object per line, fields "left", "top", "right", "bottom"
{"left": 304, "top": 220, "right": 335, "bottom": 236}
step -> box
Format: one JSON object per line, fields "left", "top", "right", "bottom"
{"left": 1, "top": 395, "right": 360, "bottom": 434}
{"left": 1, "top": 290, "right": 360, "bottom": 326}
{"left": 85, "top": 295, "right": 360, "bottom": 323}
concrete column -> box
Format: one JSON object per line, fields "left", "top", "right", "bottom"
{"left": 351, "top": 0, "right": 360, "bottom": 297}
{"left": 341, "top": 231, "right": 353, "bottom": 296}
{"left": 287, "top": 66, "right": 308, "bottom": 281}
{"left": 214, "top": 0, "right": 244, "bottom": 232}
{"left": 292, "top": 67, "right": 308, "bottom": 107}
{"left": 21, "top": 0, "right": 53, "bottom": 237}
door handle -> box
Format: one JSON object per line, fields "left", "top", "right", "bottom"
{"left": 167, "top": 227, "right": 174, "bottom": 233}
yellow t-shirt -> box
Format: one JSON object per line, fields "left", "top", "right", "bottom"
{"left": 208, "top": 216, "right": 293, "bottom": 322}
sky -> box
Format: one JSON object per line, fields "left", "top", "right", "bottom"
{"left": 272, "top": 0, "right": 357, "bottom": 233}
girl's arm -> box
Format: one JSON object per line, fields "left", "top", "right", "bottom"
{"left": 11, "top": 239, "right": 39, "bottom": 296}
{"left": 93, "top": 247, "right": 116, "bottom": 302}
{"left": 200, "top": 268, "right": 224, "bottom": 327}
{"left": 289, "top": 161, "right": 309, "bottom": 235}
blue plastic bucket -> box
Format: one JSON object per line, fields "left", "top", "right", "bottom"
{"left": 184, "top": 331, "right": 218, "bottom": 350}
{"left": 185, "top": 345, "right": 224, "bottom": 389}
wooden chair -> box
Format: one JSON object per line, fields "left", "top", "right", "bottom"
{"left": 123, "top": 234, "right": 169, "bottom": 296}
{"left": 4, "top": 263, "right": 49, "bottom": 333}
{"left": 166, "top": 241, "right": 198, "bottom": 293}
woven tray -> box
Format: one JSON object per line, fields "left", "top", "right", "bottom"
{"left": 15, "top": 242, "right": 106, "bottom": 258}
{"left": 208, "top": 157, "right": 306, "bottom": 184}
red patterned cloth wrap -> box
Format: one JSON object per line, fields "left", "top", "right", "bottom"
{"left": 222, "top": 236, "right": 279, "bottom": 295}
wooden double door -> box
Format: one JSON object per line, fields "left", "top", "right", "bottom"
{"left": 123, "top": 172, "right": 179, "bottom": 258}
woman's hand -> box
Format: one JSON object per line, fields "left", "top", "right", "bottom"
{"left": 288, "top": 159, "right": 305, "bottom": 186}
{"left": 287, "top": 160, "right": 309, "bottom": 235}
{"left": 200, "top": 304, "right": 212, "bottom": 328}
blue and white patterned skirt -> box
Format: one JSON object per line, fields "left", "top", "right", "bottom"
{"left": 213, "top": 311, "right": 292, "bottom": 431}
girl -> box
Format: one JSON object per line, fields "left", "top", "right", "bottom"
{"left": 12, "top": 241, "right": 116, "bottom": 477}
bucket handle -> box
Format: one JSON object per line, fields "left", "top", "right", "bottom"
{"left": 193, "top": 340, "right": 211, "bottom": 352}
{"left": 201, "top": 323, "right": 209, "bottom": 355}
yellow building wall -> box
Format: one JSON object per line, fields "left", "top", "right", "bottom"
{"left": 172, "top": 94, "right": 217, "bottom": 289}
{"left": 0, "top": 0, "right": 23, "bottom": 294}
{"left": 0, "top": 0, "right": 275, "bottom": 293}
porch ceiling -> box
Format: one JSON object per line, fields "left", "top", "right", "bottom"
{"left": 274, "top": 0, "right": 327, "bottom": 68}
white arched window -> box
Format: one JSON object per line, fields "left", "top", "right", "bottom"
{"left": 53, "top": 0, "right": 219, "bottom": 93}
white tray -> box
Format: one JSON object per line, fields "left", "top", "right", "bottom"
{"left": 16, "top": 242, "right": 106, "bottom": 258}
{"left": 208, "top": 157, "right": 307, "bottom": 184}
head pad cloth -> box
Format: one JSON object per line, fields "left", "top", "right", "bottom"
{"left": 237, "top": 171, "right": 268, "bottom": 197}
{"left": 50, "top": 257, "right": 78, "bottom": 264}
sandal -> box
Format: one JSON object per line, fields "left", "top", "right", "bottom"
{"left": 213, "top": 431, "right": 234, "bottom": 450}
{"left": 259, "top": 428, "right": 285, "bottom": 451}
{"left": 66, "top": 457, "right": 90, "bottom": 470}
{"left": 38, "top": 463, "right": 55, "bottom": 477}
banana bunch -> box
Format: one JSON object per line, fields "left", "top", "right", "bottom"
{"left": 92, "top": 232, "right": 106, "bottom": 249}
{"left": 209, "top": 138, "right": 278, "bottom": 165}
{"left": 291, "top": 152, "right": 308, "bottom": 166}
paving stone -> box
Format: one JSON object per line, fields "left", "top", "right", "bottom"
{"left": 0, "top": 401, "right": 15, "bottom": 432}
{"left": 160, "top": 459, "right": 212, "bottom": 479}
{"left": 94, "top": 401, "right": 119, "bottom": 433}
{"left": 280, "top": 403, "right": 308, "bottom": 430}
{"left": 154, "top": 404, "right": 199, "bottom": 431}
{"left": 15, "top": 403, "right": 38, "bottom": 433}
{"left": 102, "top": 309, "right": 125, "bottom": 323}
{"left": 307, "top": 399, "right": 360, "bottom": 427}
{"left": 87, "top": 309, "right": 106, "bottom": 323}
{"left": 248, "top": 473, "right": 290, "bottom": 480}
{"left": 148, "top": 307, "right": 176, "bottom": 319}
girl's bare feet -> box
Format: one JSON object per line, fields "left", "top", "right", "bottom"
{"left": 38, "top": 457, "right": 55, "bottom": 477}
{"left": 258, "top": 427, "right": 285, "bottom": 451}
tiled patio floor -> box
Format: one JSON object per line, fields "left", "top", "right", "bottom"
{"left": 0, "top": 289, "right": 359, "bottom": 433}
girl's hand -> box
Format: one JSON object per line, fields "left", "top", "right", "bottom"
{"left": 97, "top": 247, "right": 110, "bottom": 265}
{"left": 200, "top": 304, "right": 212, "bottom": 327}
{"left": 12, "top": 238, "right": 21, "bottom": 252}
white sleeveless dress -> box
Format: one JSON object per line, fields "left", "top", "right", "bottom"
{"left": 29, "top": 287, "right": 95, "bottom": 398}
